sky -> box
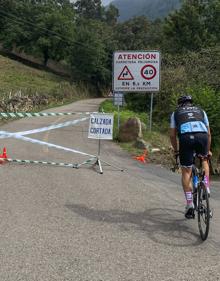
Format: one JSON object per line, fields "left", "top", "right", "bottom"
{"left": 102, "top": 0, "right": 112, "bottom": 5}
{"left": 70, "top": 0, "right": 112, "bottom": 5}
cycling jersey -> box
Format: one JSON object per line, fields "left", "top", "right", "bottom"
{"left": 170, "top": 105, "right": 209, "bottom": 166}
{"left": 170, "top": 106, "right": 209, "bottom": 135}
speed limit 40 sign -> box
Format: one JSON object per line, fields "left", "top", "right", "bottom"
{"left": 141, "top": 64, "right": 157, "bottom": 80}
{"left": 113, "top": 51, "right": 160, "bottom": 92}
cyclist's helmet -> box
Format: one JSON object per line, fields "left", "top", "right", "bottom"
{"left": 177, "top": 95, "right": 193, "bottom": 105}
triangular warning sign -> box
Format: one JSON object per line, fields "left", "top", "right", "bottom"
{"left": 118, "top": 66, "right": 134, "bottom": 80}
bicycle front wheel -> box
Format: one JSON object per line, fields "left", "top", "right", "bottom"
{"left": 198, "top": 182, "right": 210, "bottom": 241}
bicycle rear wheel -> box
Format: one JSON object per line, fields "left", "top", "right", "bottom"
{"left": 197, "top": 182, "right": 210, "bottom": 241}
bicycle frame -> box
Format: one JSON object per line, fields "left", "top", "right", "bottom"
{"left": 192, "top": 156, "right": 204, "bottom": 207}
{"left": 192, "top": 155, "right": 211, "bottom": 241}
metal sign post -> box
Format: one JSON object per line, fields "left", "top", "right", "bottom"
{"left": 113, "top": 92, "right": 124, "bottom": 134}
{"left": 117, "top": 104, "right": 120, "bottom": 134}
{"left": 149, "top": 92, "right": 154, "bottom": 132}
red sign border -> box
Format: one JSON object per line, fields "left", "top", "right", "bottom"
{"left": 118, "top": 66, "right": 134, "bottom": 81}
{"left": 141, "top": 64, "right": 157, "bottom": 80}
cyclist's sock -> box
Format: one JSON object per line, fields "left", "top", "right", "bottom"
{"left": 203, "top": 175, "right": 210, "bottom": 194}
{"left": 185, "top": 191, "right": 193, "bottom": 207}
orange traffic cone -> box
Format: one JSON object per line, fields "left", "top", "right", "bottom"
{"left": 0, "top": 147, "right": 8, "bottom": 164}
{"left": 135, "top": 155, "right": 146, "bottom": 163}
{"left": 133, "top": 149, "right": 148, "bottom": 163}
{"left": 2, "top": 147, "right": 8, "bottom": 159}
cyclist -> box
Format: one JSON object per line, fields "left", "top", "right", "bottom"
{"left": 170, "top": 95, "right": 211, "bottom": 219}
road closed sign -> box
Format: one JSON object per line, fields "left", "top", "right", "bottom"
{"left": 113, "top": 51, "right": 160, "bottom": 92}
{"left": 88, "top": 113, "right": 114, "bottom": 140}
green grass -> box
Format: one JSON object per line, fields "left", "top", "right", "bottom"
{"left": 0, "top": 55, "right": 63, "bottom": 93}
{"left": 0, "top": 55, "right": 91, "bottom": 108}
{"left": 100, "top": 99, "right": 171, "bottom": 145}
{"left": 100, "top": 99, "right": 148, "bottom": 122}
{"left": 100, "top": 98, "right": 172, "bottom": 156}
{"left": 100, "top": 99, "right": 149, "bottom": 139}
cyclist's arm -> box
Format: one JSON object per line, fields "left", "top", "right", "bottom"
{"left": 204, "top": 111, "right": 211, "bottom": 153}
{"left": 170, "top": 128, "right": 178, "bottom": 152}
{"left": 207, "top": 126, "right": 211, "bottom": 153}
{"left": 170, "top": 112, "right": 178, "bottom": 152}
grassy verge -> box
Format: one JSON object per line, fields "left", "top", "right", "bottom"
{"left": 100, "top": 99, "right": 148, "bottom": 140}
{"left": 100, "top": 99, "right": 173, "bottom": 164}
{"left": 0, "top": 54, "right": 63, "bottom": 93}
{"left": 0, "top": 54, "right": 91, "bottom": 112}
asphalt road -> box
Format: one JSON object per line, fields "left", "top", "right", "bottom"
{"left": 0, "top": 98, "right": 219, "bottom": 281}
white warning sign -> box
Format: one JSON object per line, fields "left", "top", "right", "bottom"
{"left": 113, "top": 51, "right": 160, "bottom": 92}
{"left": 88, "top": 113, "right": 114, "bottom": 140}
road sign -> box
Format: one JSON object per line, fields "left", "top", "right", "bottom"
{"left": 113, "top": 51, "right": 160, "bottom": 92}
{"left": 141, "top": 64, "right": 157, "bottom": 80}
{"left": 113, "top": 92, "right": 124, "bottom": 106}
{"left": 88, "top": 113, "right": 114, "bottom": 140}
{"left": 118, "top": 66, "right": 134, "bottom": 80}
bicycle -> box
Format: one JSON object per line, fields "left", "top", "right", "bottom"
{"left": 175, "top": 154, "right": 212, "bottom": 241}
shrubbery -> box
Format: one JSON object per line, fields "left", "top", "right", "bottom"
{"left": 124, "top": 48, "right": 220, "bottom": 151}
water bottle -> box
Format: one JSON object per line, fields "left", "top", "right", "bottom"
{"left": 193, "top": 175, "right": 198, "bottom": 189}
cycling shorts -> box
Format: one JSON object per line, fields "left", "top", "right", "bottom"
{"left": 179, "top": 133, "right": 208, "bottom": 167}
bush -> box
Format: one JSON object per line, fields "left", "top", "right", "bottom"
{"left": 100, "top": 99, "right": 148, "bottom": 139}
{"left": 188, "top": 87, "right": 220, "bottom": 149}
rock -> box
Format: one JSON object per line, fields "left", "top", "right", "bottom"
{"left": 133, "top": 138, "right": 149, "bottom": 149}
{"left": 118, "top": 117, "right": 142, "bottom": 142}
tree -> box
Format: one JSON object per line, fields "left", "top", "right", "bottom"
{"left": 68, "top": 19, "right": 111, "bottom": 94}
{"left": 114, "top": 16, "right": 152, "bottom": 50}
{"left": 188, "top": 86, "right": 220, "bottom": 149}
{"left": 104, "top": 4, "right": 119, "bottom": 26}
{"left": 163, "top": 0, "right": 210, "bottom": 53}
{"left": 0, "top": 1, "right": 34, "bottom": 50}
{"left": 0, "top": 1, "right": 76, "bottom": 66}
{"left": 32, "top": 2, "right": 75, "bottom": 65}
{"left": 205, "top": 0, "right": 220, "bottom": 44}
{"left": 74, "top": 0, "right": 104, "bottom": 20}
{"left": 0, "top": 0, "right": 14, "bottom": 27}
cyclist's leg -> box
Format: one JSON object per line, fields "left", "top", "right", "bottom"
{"left": 182, "top": 167, "right": 195, "bottom": 218}
{"left": 179, "top": 134, "right": 194, "bottom": 193}
{"left": 181, "top": 167, "right": 193, "bottom": 192}
{"left": 195, "top": 133, "right": 210, "bottom": 194}
{"left": 181, "top": 167, "right": 193, "bottom": 202}
{"left": 203, "top": 159, "right": 210, "bottom": 194}
{"left": 179, "top": 134, "right": 195, "bottom": 218}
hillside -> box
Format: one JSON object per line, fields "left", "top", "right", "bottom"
{"left": 0, "top": 54, "right": 89, "bottom": 113}
{"left": 0, "top": 54, "right": 64, "bottom": 94}
{"left": 110, "top": 0, "right": 181, "bottom": 21}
